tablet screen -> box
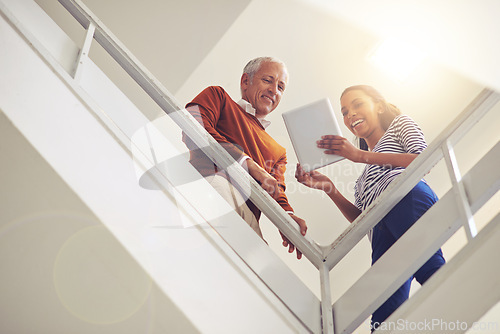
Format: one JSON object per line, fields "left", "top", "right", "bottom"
{"left": 282, "top": 98, "right": 345, "bottom": 172}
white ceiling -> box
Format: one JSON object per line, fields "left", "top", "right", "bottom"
{"left": 33, "top": 0, "right": 500, "bottom": 331}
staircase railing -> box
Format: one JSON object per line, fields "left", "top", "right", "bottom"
{"left": 12, "top": 0, "right": 500, "bottom": 332}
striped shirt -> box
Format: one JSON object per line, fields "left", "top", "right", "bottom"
{"left": 354, "top": 114, "right": 427, "bottom": 212}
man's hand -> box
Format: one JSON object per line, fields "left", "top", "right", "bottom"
{"left": 245, "top": 159, "right": 307, "bottom": 259}
{"left": 245, "top": 159, "right": 280, "bottom": 200}
{"left": 281, "top": 213, "right": 307, "bottom": 260}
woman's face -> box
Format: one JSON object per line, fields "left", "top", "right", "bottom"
{"left": 340, "top": 89, "right": 385, "bottom": 145}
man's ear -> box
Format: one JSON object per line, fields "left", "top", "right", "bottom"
{"left": 240, "top": 73, "right": 250, "bottom": 98}
{"left": 241, "top": 73, "right": 249, "bottom": 90}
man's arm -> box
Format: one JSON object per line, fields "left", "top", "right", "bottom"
{"left": 269, "top": 153, "right": 308, "bottom": 259}
{"left": 269, "top": 153, "right": 294, "bottom": 212}
{"left": 245, "top": 159, "right": 281, "bottom": 200}
{"left": 183, "top": 103, "right": 247, "bottom": 162}
{"left": 184, "top": 99, "right": 284, "bottom": 205}
{"left": 245, "top": 155, "right": 308, "bottom": 260}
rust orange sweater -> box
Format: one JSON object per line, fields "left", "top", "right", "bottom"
{"left": 183, "top": 86, "right": 293, "bottom": 219}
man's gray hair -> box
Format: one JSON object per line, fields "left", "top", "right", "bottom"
{"left": 243, "top": 56, "right": 287, "bottom": 82}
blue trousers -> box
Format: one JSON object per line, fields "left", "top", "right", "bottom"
{"left": 370, "top": 181, "right": 445, "bottom": 331}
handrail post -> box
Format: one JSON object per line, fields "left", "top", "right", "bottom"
{"left": 442, "top": 139, "right": 477, "bottom": 240}
{"left": 319, "top": 263, "right": 334, "bottom": 334}
{"left": 73, "top": 22, "right": 95, "bottom": 82}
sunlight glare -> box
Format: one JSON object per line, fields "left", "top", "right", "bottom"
{"left": 369, "top": 38, "right": 427, "bottom": 83}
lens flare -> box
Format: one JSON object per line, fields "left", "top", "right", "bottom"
{"left": 369, "top": 38, "right": 427, "bottom": 83}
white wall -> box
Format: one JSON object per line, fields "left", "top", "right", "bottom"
{"left": 305, "top": 0, "right": 500, "bottom": 93}
{"left": 0, "top": 111, "right": 200, "bottom": 334}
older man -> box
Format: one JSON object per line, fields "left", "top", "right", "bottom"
{"left": 183, "top": 57, "right": 306, "bottom": 259}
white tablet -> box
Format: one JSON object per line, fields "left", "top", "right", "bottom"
{"left": 282, "top": 98, "right": 345, "bottom": 172}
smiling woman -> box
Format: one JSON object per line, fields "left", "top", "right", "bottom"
{"left": 295, "top": 84, "right": 446, "bottom": 331}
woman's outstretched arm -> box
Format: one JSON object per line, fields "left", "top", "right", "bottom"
{"left": 295, "top": 164, "right": 361, "bottom": 223}
{"left": 324, "top": 185, "right": 361, "bottom": 223}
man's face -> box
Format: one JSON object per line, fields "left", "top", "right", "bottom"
{"left": 241, "top": 61, "right": 288, "bottom": 118}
